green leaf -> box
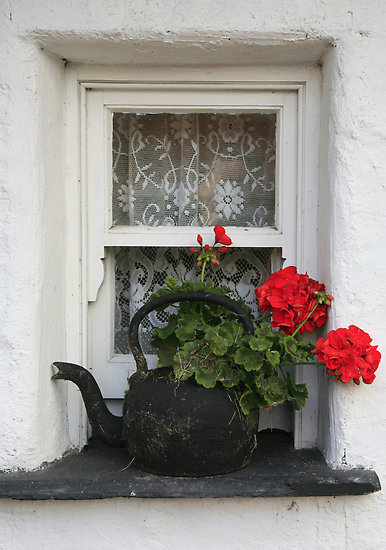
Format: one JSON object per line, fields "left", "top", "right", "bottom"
{"left": 282, "top": 335, "right": 315, "bottom": 361}
{"left": 267, "top": 375, "right": 285, "bottom": 393}
{"left": 296, "top": 340, "right": 315, "bottom": 360}
{"left": 249, "top": 336, "right": 272, "bottom": 352}
{"left": 165, "top": 276, "right": 178, "bottom": 289}
{"left": 285, "top": 373, "right": 308, "bottom": 410}
{"left": 255, "top": 322, "right": 278, "bottom": 339}
{"left": 155, "top": 333, "right": 179, "bottom": 366}
{"left": 204, "top": 325, "right": 232, "bottom": 356}
{"left": 283, "top": 335, "right": 300, "bottom": 357}
{"left": 266, "top": 350, "right": 281, "bottom": 367}
{"left": 218, "top": 360, "right": 244, "bottom": 388}
{"left": 172, "top": 340, "right": 201, "bottom": 381}
{"left": 194, "top": 364, "right": 219, "bottom": 389}
{"left": 221, "top": 321, "right": 244, "bottom": 341}
{"left": 233, "top": 347, "right": 263, "bottom": 371}
{"left": 156, "top": 315, "right": 178, "bottom": 340}
{"left": 175, "top": 313, "right": 200, "bottom": 341}
{"left": 256, "top": 377, "right": 288, "bottom": 407}
{"left": 174, "top": 340, "right": 199, "bottom": 362}
{"left": 262, "top": 363, "right": 275, "bottom": 377}
{"left": 239, "top": 390, "right": 263, "bottom": 414}
{"left": 175, "top": 361, "right": 197, "bottom": 381}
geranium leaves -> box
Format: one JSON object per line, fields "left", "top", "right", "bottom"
{"left": 238, "top": 373, "right": 308, "bottom": 413}
{"left": 194, "top": 363, "right": 219, "bottom": 389}
{"left": 155, "top": 315, "right": 178, "bottom": 339}
{"left": 234, "top": 346, "right": 263, "bottom": 371}
{"left": 173, "top": 341, "right": 243, "bottom": 389}
{"left": 285, "top": 373, "right": 308, "bottom": 410}
{"left": 149, "top": 283, "right": 314, "bottom": 416}
{"left": 239, "top": 391, "right": 262, "bottom": 414}
{"left": 173, "top": 341, "right": 201, "bottom": 381}
{"left": 266, "top": 350, "right": 280, "bottom": 367}
{"left": 175, "top": 312, "right": 201, "bottom": 341}
{"left": 249, "top": 335, "right": 272, "bottom": 352}
{"left": 283, "top": 334, "right": 314, "bottom": 361}
{"left": 204, "top": 321, "right": 243, "bottom": 356}
{"left": 283, "top": 334, "right": 298, "bottom": 356}
{"left": 203, "top": 326, "right": 229, "bottom": 356}
{"left": 154, "top": 333, "right": 179, "bottom": 366}
{"left": 217, "top": 360, "right": 245, "bottom": 388}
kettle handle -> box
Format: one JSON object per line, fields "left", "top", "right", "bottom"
{"left": 128, "top": 291, "right": 254, "bottom": 374}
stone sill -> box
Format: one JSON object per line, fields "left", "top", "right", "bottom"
{"left": 0, "top": 431, "right": 380, "bottom": 500}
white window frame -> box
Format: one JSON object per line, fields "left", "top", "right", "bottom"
{"left": 65, "top": 65, "right": 321, "bottom": 450}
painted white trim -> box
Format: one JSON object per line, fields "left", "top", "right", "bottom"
{"left": 104, "top": 229, "right": 284, "bottom": 247}
{"left": 293, "top": 71, "right": 321, "bottom": 449}
{"left": 74, "top": 63, "right": 319, "bottom": 83}
{"left": 64, "top": 67, "right": 88, "bottom": 446}
{"left": 85, "top": 83, "right": 307, "bottom": 91}
{"left": 294, "top": 82, "right": 307, "bottom": 448}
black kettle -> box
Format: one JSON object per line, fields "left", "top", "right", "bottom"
{"left": 53, "top": 291, "right": 259, "bottom": 476}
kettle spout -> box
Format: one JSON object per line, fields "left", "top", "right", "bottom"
{"left": 52, "top": 362, "right": 124, "bottom": 447}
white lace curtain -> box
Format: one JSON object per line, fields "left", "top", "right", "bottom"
{"left": 114, "top": 247, "right": 272, "bottom": 354}
{"left": 112, "top": 112, "right": 276, "bottom": 227}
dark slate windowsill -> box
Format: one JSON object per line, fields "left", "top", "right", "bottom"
{"left": 0, "top": 431, "right": 380, "bottom": 500}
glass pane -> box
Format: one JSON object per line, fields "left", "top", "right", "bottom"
{"left": 114, "top": 246, "right": 273, "bottom": 354}
{"left": 112, "top": 113, "right": 276, "bottom": 227}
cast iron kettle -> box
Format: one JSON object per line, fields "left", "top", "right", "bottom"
{"left": 53, "top": 292, "right": 259, "bottom": 477}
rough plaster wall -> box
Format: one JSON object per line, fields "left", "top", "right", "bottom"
{"left": 318, "top": 37, "right": 386, "bottom": 470}
{"left": 0, "top": 495, "right": 384, "bottom": 550}
{"left": 0, "top": 7, "right": 68, "bottom": 470}
{"left": 1, "top": 0, "right": 386, "bottom": 548}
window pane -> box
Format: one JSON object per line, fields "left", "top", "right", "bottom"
{"left": 112, "top": 113, "right": 276, "bottom": 227}
{"left": 114, "top": 246, "right": 273, "bottom": 354}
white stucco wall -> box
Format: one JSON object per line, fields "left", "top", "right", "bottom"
{"left": 1, "top": 1, "right": 386, "bottom": 548}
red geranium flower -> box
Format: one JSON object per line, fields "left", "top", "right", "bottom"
{"left": 191, "top": 226, "right": 233, "bottom": 277}
{"left": 312, "top": 325, "right": 381, "bottom": 384}
{"left": 255, "top": 266, "right": 330, "bottom": 335}
{"left": 214, "top": 225, "right": 232, "bottom": 246}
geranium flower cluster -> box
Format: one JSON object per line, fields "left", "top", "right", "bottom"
{"left": 190, "top": 225, "right": 232, "bottom": 280}
{"left": 255, "top": 266, "right": 332, "bottom": 336}
{"left": 255, "top": 265, "right": 381, "bottom": 385}
{"left": 312, "top": 325, "right": 381, "bottom": 385}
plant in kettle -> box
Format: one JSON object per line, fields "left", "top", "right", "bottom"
{"left": 150, "top": 225, "right": 381, "bottom": 414}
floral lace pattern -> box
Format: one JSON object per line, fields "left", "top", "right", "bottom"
{"left": 112, "top": 113, "right": 276, "bottom": 227}
{"left": 114, "top": 247, "right": 273, "bottom": 354}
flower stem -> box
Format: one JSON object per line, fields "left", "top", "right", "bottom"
{"left": 201, "top": 259, "right": 208, "bottom": 282}
{"left": 292, "top": 301, "right": 319, "bottom": 337}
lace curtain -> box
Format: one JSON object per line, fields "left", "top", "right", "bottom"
{"left": 115, "top": 247, "right": 272, "bottom": 354}
{"left": 112, "top": 113, "right": 276, "bottom": 227}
